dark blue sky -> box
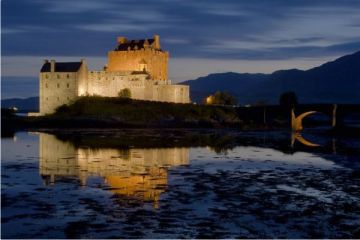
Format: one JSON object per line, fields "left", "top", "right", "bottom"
{"left": 2, "top": 0, "right": 360, "bottom": 98}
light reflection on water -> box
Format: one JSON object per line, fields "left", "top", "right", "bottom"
{"left": 1, "top": 131, "right": 360, "bottom": 238}
{"left": 39, "top": 132, "right": 189, "bottom": 207}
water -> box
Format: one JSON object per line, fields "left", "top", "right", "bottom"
{"left": 1, "top": 130, "right": 360, "bottom": 238}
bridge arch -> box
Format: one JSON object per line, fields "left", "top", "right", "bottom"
{"left": 291, "top": 109, "right": 319, "bottom": 132}
{"left": 291, "top": 132, "right": 320, "bottom": 147}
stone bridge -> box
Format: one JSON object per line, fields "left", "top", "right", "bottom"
{"left": 291, "top": 104, "right": 360, "bottom": 131}
{"left": 235, "top": 103, "right": 359, "bottom": 130}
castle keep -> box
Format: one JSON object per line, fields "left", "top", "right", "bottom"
{"left": 36, "top": 34, "right": 190, "bottom": 115}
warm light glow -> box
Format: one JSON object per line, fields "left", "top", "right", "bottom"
{"left": 206, "top": 95, "right": 214, "bottom": 105}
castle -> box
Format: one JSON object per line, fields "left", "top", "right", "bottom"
{"left": 35, "top": 34, "right": 190, "bottom": 115}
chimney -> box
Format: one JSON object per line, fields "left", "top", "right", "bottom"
{"left": 50, "top": 60, "right": 55, "bottom": 72}
{"left": 153, "top": 34, "right": 160, "bottom": 49}
{"left": 144, "top": 38, "right": 149, "bottom": 48}
{"left": 117, "top": 36, "right": 127, "bottom": 44}
{"left": 44, "top": 59, "right": 49, "bottom": 64}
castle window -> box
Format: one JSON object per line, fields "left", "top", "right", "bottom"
{"left": 57, "top": 97, "right": 59, "bottom": 101}
{"left": 67, "top": 83, "right": 70, "bottom": 88}
{"left": 45, "top": 83, "right": 48, "bottom": 88}
{"left": 57, "top": 83, "right": 60, "bottom": 88}
{"left": 67, "top": 97, "right": 70, "bottom": 100}
{"left": 57, "top": 74, "right": 60, "bottom": 79}
{"left": 46, "top": 97, "right": 48, "bottom": 100}
{"left": 45, "top": 74, "right": 49, "bottom": 79}
{"left": 67, "top": 74, "right": 70, "bottom": 79}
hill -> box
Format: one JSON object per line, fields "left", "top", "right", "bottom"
{"left": 1, "top": 97, "right": 39, "bottom": 112}
{"left": 181, "top": 51, "right": 360, "bottom": 104}
{"left": 49, "top": 97, "right": 242, "bottom": 128}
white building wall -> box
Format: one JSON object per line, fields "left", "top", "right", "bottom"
{"left": 39, "top": 72, "right": 78, "bottom": 115}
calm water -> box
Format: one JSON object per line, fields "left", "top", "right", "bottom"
{"left": 1, "top": 130, "right": 360, "bottom": 238}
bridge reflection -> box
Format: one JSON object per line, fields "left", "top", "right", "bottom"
{"left": 39, "top": 133, "right": 189, "bottom": 207}
{"left": 291, "top": 132, "right": 320, "bottom": 148}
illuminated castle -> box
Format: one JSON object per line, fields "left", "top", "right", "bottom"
{"left": 36, "top": 34, "right": 190, "bottom": 115}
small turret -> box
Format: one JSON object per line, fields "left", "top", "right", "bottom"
{"left": 117, "top": 36, "right": 127, "bottom": 44}
{"left": 144, "top": 39, "right": 150, "bottom": 48}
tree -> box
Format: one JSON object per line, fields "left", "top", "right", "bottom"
{"left": 205, "top": 91, "right": 237, "bottom": 105}
{"left": 118, "top": 88, "right": 131, "bottom": 98}
{"left": 279, "top": 91, "right": 298, "bottom": 108}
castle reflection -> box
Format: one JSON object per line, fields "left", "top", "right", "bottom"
{"left": 39, "top": 133, "right": 189, "bottom": 207}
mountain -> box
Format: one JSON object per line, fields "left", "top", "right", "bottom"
{"left": 1, "top": 97, "right": 39, "bottom": 112}
{"left": 181, "top": 51, "right": 360, "bottom": 104}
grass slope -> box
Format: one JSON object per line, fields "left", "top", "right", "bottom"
{"left": 54, "top": 97, "right": 242, "bottom": 127}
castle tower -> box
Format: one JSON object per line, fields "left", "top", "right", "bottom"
{"left": 107, "top": 34, "right": 169, "bottom": 81}
{"left": 39, "top": 60, "right": 88, "bottom": 115}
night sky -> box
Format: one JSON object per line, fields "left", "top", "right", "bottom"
{"left": 2, "top": 0, "right": 360, "bottom": 98}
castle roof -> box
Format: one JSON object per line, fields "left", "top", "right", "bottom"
{"left": 40, "top": 62, "right": 83, "bottom": 72}
{"left": 115, "top": 39, "right": 157, "bottom": 51}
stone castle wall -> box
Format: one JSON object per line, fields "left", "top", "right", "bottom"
{"left": 87, "top": 71, "right": 149, "bottom": 98}
{"left": 87, "top": 70, "right": 190, "bottom": 103}
{"left": 39, "top": 68, "right": 190, "bottom": 115}
{"left": 107, "top": 48, "right": 169, "bottom": 81}
{"left": 39, "top": 71, "right": 78, "bottom": 115}
{"left": 77, "top": 60, "right": 89, "bottom": 96}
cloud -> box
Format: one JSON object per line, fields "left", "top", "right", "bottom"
{"left": 77, "top": 23, "right": 153, "bottom": 32}
{"left": 163, "top": 38, "right": 190, "bottom": 45}
{"left": 2, "top": 28, "right": 27, "bottom": 34}
{"left": 191, "top": 40, "right": 360, "bottom": 60}
{"left": 2, "top": 0, "right": 360, "bottom": 80}
{"left": 2, "top": 56, "right": 107, "bottom": 77}
{"left": 39, "top": 0, "right": 116, "bottom": 13}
